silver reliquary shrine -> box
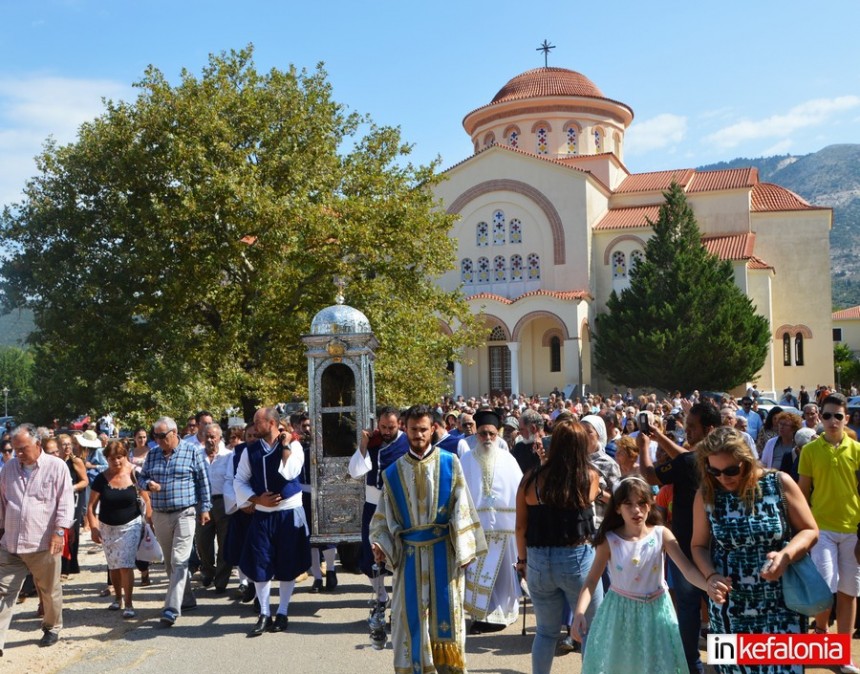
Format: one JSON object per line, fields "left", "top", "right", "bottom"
{"left": 302, "top": 294, "right": 377, "bottom": 544}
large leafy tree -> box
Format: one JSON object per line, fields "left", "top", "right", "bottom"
{"left": 594, "top": 182, "right": 770, "bottom": 392}
{"left": 0, "top": 46, "right": 483, "bottom": 422}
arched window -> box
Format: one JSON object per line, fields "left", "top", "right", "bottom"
{"left": 509, "top": 218, "right": 522, "bottom": 244}
{"left": 460, "top": 258, "right": 473, "bottom": 284}
{"left": 630, "top": 250, "right": 645, "bottom": 273}
{"left": 493, "top": 256, "right": 507, "bottom": 282}
{"left": 612, "top": 251, "right": 627, "bottom": 279}
{"left": 510, "top": 254, "right": 523, "bottom": 281}
{"left": 474, "top": 139, "right": 479, "bottom": 153}
{"left": 492, "top": 210, "right": 506, "bottom": 245}
{"left": 614, "top": 131, "right": 622, "bottom": 155}
{"left": 536, "top": 126, "right": 549, "bottom": 155}
{"left": 489, "top": 325, "right": 506, "bottom": 342}
{"left": 565, "top": 125, "right": 578, "bottom": 154}
{"left": 795, "top": 334, "right": 804, "bottom": 366}
{"left": 477, "top": 257, "right": 490, "bottom": 284}
{"left": 783, "top": 333, "right": 791, "bottom": 366}
{"left": 483, "top": 131, "right": 495, "bottom": 148}
{"left": 527, "top": 253, "right": 541, "bottom": 280}
{"left": 594, "top": 128, "right": 603, "bottom": 152}
{"left": 476, "top": 222, "right": 489, "bottom": 247}
{"left": 550, "top": 336, "right": 561, "bottom": 372}
{"left": 505, "top": 126, "right": 520, "bottom": 148}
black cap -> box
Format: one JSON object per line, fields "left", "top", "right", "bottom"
{"left": 474, "top": 410, "right": 501, "bottom": 430}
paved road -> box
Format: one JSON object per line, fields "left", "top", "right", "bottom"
{"left": 56, "top": 570, "right": 548, "bottom": 674}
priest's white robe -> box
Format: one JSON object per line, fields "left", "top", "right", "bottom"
{"left": 460, "top": 444, "right": 522, "bottom": 625}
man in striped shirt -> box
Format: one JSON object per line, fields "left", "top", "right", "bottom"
{"left": 0, "top": 423, "right": 74, "bottom": 653}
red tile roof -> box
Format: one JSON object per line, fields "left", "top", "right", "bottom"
{"left": 614, "top": 169, "right": 695, "bottom": 194}
{"left": 593, "top": 205, "right": 661, "bottom": 231}
{"left": 491, "top": 67, "right": 606, "bottom": 104}
{"left": 443, "top": 144, "right": 610, "bottom": 192}
{"left": 687, "top": 168, "right": 758, "bottom": 193}
{"left": 833, "top": 306, "right": 860, "bottom": 320}
{"left": 747, "top": 255, "right": 774, "bottom": 271}
{"left": 751, "top": 183, "right": 823, "bottom": 211}
{"left": 702, "top": 233, "right": 756, "bottom": 260}
{"left": 467, "top": 289, "right": 592, "bottom": 304}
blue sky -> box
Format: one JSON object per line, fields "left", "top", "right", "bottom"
{"left": 0, "top": 0, "right": 858, "bottom": 206}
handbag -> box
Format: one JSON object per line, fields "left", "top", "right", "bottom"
{"left": 137, "top": 522, "right": 163, "bottom": 563}
{"left": 775, "top": 475, "right": 832, "bottom": 616}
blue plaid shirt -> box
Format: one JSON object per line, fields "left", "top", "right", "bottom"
{"left": 140, "top": 441, "right": 212, "bottom": 514}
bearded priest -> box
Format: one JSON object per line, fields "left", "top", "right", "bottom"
{"left": 461, "top": 409, "right": 523, "bottom": 632}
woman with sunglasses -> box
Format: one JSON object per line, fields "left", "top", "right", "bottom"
{"left": 691, "top": 427, "right": 818, "bottom": 674}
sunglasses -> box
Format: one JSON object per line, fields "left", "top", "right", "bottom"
{"left": 705, "top": 463, "right": 743, "bottom": 478}
{"left": 821, "top": 412, "right": 845, "bottom": 421}
{"left": 153, "top": 430, "right": 175, "bottom": 440}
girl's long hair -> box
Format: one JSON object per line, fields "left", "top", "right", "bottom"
{"left": 524, "top": 419, "right": 592, "bottom": 509}
{"left": 594, "top": 476, "right": 662, "bottom": 545}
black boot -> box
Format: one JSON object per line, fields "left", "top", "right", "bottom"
{"left": 249, "top": 615, "right": 272, "bottom": 637}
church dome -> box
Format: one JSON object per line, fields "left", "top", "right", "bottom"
{"left": 310, "top": 300, "right": 372, "bottom": 335}
{"left": 490, "top": 67, "right": 605, "bottom": 104}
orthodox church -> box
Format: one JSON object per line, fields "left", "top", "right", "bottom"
{"left": 433, "top": 65, "right": 834, "bottom": 397}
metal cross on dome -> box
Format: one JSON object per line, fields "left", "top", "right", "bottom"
{"left": 536, "top": 40, "right": 555, "bottom": 67}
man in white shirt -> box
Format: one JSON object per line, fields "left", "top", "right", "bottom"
{"left": 194, "top": 423, "right": 233, "bottom": 592}
{"left": 234, "top": 407, "right": 310, "bottom": 636}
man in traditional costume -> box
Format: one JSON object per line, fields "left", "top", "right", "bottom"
{"left": 460, "top": 410, "right": 522, "bottom": 632}
{"left": 234, "top": 407, "right": 311, "bottom": 636}
{"left": 371, "top": 404, "right": 487, "bottom": 674}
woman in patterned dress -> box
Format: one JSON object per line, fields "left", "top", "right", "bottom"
{"left": 691, "top": 427, "right": 819, "bottom": 674}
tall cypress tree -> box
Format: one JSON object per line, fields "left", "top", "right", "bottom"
{"left": 594, "top": 182, "right": 770, "bottom": 392}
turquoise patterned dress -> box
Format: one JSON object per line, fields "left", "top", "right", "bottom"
{"left": 582, "top": 526, "right": 688, "bottom": 674}
{"left": 707, "top": 470, "right": 805, "bottom": 674}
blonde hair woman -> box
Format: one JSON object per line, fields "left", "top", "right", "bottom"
{"left": 691, "top": 427, "right": 818, "bottom": 674}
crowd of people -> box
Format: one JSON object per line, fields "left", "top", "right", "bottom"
{"left": 0, "top": 385, "right": 856, "bottom": 674}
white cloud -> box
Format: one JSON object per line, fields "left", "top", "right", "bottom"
{"left": 0, "top": 75, "right": 133, "bottom": 207}
{"left": 761, "top": 139, "right": 794, "bottom": 156}
{"left": 704, "top": 95, "right": 860, "bottom": 149}
{"left": 625, "top": 113, "right": 688, "bottom": 154}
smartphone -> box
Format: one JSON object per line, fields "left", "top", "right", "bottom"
{"left": 638, "top": 412, "right": 652, "bottom": 434}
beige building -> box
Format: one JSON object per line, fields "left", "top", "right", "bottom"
{"left": 434, "top": 66, "right": 834, "bottom": 397}
{"left": 833, "top": 307, "right": 860, "bottom": 358}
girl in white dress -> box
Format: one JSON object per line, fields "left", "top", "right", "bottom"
{"left": 572, "top": 476, "right": 710, "bottom": 673}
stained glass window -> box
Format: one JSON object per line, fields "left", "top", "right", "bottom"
{"left": 783, "top": 334, "right": 791, "bottom": 366}
{"left": 510, "top": 255, "right": 523, "bottom": 281}
{"left": 509, "top": 218, "right": 522, "bottom": 244}
{"left": 460, "top": 258, "right": 473, "bottom": 284}
{"left": 493, "top": 210, "right": 505, "bottom": 245}
{"left": 508, "top": 130, "right": 519, "bottom": 148}
{"left": 594, "top": 128, "right": 602, "bottom": 152}
{"left": 795, "top": 334, "right": 804, "bottom": 366}
{"left": 612, "top": 251, "right": 626, "bottom": 279}
{"left": 536, "top": 127, "right": 548, "bottom": 155}
{"left": 477, "top": 257, "right": 490, "bottom": 284}
{"left": 484, "top": 132, "right": 495, "bottom": 147}
{"left": 476, "top": 222, "right": 489, "bottom": 247}
{"left": 494, "top": 256, "right": 507, "bottom": 282}
{"left": 566, "top": 126, "right": 578, "bottom": 154}
{"left": 630, "top": 250, "right": 644, "bottom": 273}
{"left": 527, "top": 253, "right": 541, "bottom": 280}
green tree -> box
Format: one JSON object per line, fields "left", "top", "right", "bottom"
{"left": 0, "top": 346, "right": 34, "bottom": 417}
{"left": 833, "top": 343, "right": 860, "bottom": 393}
{"left": 594, "top": 182, "right": 770, "bottom": 392}
{"left": 0, "top": 46, "right": 483, "bottom": 422}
